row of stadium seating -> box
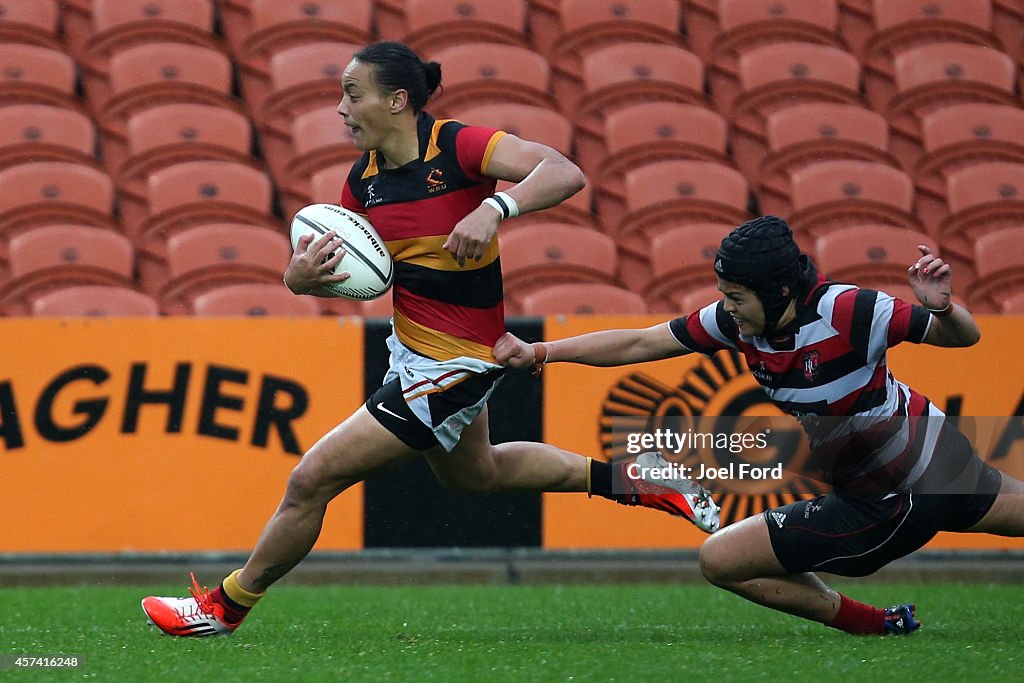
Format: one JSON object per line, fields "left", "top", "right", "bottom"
{"left": 1, "top": 0, "right": 1023, "bottom": 317}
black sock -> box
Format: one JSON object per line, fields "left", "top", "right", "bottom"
{"left": 590, "top": 459, "right": 617, "bottom": 500}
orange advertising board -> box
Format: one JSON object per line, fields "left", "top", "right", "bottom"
{"left": 0, "top": 318, "right": 365, "bottom": 553}
{"left": 542, "top": 315, "right": 1024, "bottom": 551}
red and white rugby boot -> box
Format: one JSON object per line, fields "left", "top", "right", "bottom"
{"left": 142, "top": 573, "right": 240, "bottom": 637}
{"left": 621, "top": 452, "right": 721, "bottom": 533}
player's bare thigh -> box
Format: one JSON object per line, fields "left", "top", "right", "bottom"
{"left": 293, "top": 405, "right": 420, "bottom": 499}
{"left": 699, "top": 513, "right": 789, "bottom": 584}
{"left": 965, "top": 472, "right": 1024, "bottom": 536}
{"left": 424, "top": 405, "right": 496, "bottom": 492}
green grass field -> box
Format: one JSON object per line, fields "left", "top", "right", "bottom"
{"left": 1, "top": 583, "right": 1021, "bottom": 682}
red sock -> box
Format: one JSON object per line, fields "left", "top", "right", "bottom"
{"left": 827, "top": 594, "right": 886, "bottom": 635}
{"left": 210, "top": 585, "right": 252, "bottom": 625}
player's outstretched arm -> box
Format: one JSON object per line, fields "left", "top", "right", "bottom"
{"left": 908, "top": 244, "right": 981, "bottom": 348}
{"left": 493, "top": 323, "right": 691, "bottom": 371}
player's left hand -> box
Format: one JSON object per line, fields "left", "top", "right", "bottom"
{"left": 444, "top": 205, "right": 501, "bottom": 267}
{"left": 908, "top": 244, "right": 952, "bottom": 310}
{"left": 493, "top": 332, "right": 537, "bottom": 370}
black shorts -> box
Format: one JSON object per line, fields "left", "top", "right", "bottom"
{"left": 767, "top": 423, "right": 1002, "bottom": 577}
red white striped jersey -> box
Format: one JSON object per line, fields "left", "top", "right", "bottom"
{"left": 668, "top": 281, "right": 939, "bottom": 493}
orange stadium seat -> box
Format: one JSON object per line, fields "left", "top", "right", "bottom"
{"left": 99, "top": 43, "right": 241, "bottom": 175}
{"left": 643, "top": 223, "right": 735, "bottom": 314}
{"left": 0, "top": 45, "right": 79, "bottom": 111}
{"left": 527, "top": 0, "right": 564, "bottom": 56}
{"left": 237, "top": 0, "right": 371, "bottom": 107}
{"left": 374, "top": 0, "right": 408, "bottom": 41}
{"left": 0, "top": 105, "right": 97, "bottom": 171}
{"left": 887, "top": 43, "right": 1018, "bottom": 175}
{"left": 709, "top": 0, "right": 846, "bottom": 114}
{"left": 837, "top": 0, "right": 875, "bottom": 54}
{"left": 31, "top": 285, "right": 159, "bottom": 317}
{"left": 519, "top": 283, "right": 647, "bottom": 315}
{"left": 498, "top": 223, "right": 619, "bottom": 313}
{"left": 192, "top": 283, "right": 322, "bottom": 317}
{"left": 684, "top": 0, "right": 722, "bottom": 61}
{"left": 80, "top": 0, "right": 221, "bottom": 106}
{"left": 116, "top": 104, "right": 256, "bottom": 232}
{"left": 498, "top": 179, "right": 597, "bottom": 232}
{"left": 679, "top": 285, "right": 725, "bottom": 313}
{"left": 280, "top": 106, "right": 358, "bottom": 219}
{"left": 0, "top": 163, "right": 117, "bottom": 249}
{"left": 992, "top": 0, "right": 1024, "bottom": 62}
{"left": 549, "top": 0, "right": 683, "bottom": 110}
{"left": 158, "top": 224, "right": 292, "bottom": 314}
{"left": 136, "top": 162, "right": 277, "bottom": 285}
{"left": 913, "top": 104, "right": 1024, "bottom": 235}
{"left": 0, "top": 225, "right": 136, "bottom": 315}
{"left": 617, "top": 161, "right": 750, "bottom": 290}
{"left": 813, "top": 225, "right": 940, "bottom": 292}
{"left": 402, "top": 0, "right": 528, "bottom": 56}
{"left": 217, "top": 0, "right": 254, "bottom": 54}
{"left": 574, "top": 43, "right": 708, "bottom": 175}
{"left": 59, "top": 0, "right": 95, "bottom": 57}
{"left": 964, "top": 226, "right": 1024, "bottom": 314}
{"left": 938, "top": 162, "right": 1024, "bottom": 281}
{"left": 1000, "top": 290, "right": 1024, "bottom": 315}
{"left": 310, "top": 163, "right": 353, "bottom": 205}
{"left": 729, "top": 43, "right": 864, "bottom": 181}
{"left": 595, "top": 103, "right": 730, "bottom": 226}
{"left": 258, "top": 42, "right": 360, "bottom": 175}
{"left": 757, "top": 103, "right": 899, "bottom": 217}
{"left": 358, "top": 293, "right": 394, "bottom": 318}
{"left": 425, "top": 44, "right": 556, "bottom": 119}
{"left": 788, "top": 160, "right": 925, "bottom": 243}
{"left": 862, "top": 0, "right": 1002, "bottom": 114}
{"left": 0, "top": 0, "right": 59, "bottom": 48}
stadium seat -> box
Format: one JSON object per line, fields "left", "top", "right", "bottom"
{"left": 964, "top": 226, "right": 1024, "bottom": 314}
{"left": 595, "top": 103, "right": 730, "bottom": 227}
{"left": 157, "top": 224, "right": 292, "bottom": 314}
{"left": 0, "top": 0, "right": 59, "bottom": 48}
{"left": 519, "top": 283, "right": 648, "bottom": 315}
{"left": 643, "top": 223, "right": 735, "bottom": 314}
{"left": 498, "top": 179, "right": 597, "bottom": 232}
{"left": 116, "top": 104, "right": 256, "bottom": 232}
{"left": 80, "top": 0, "right": 221, "bottom": 106}
{"left": 192, "top": 283, "right": 322, "bottom": 316}
{"left": 0, "top": 225, "right": 136, "bottom": 315}
{"left": 729, "top": 43, "right": 864, "bottom": 181}
{"left": 279, "top": 108, "right": 358, "bottom": 219}
{"left": 549, "top": 0, "right": 683, "bottom": 111}
{"left": 938, "top": 162, "right": 1024, "bottom": 281}
{"left": 237, "top": 0, "right": 371, "bottom": 106}
{"left": 498, "top": 223, "right": 619, "bottom": 313}
{"left": 616, "top": 161, "right": 750, "bottom": 290}
{"left": 31, "top": 285, "right": 159, "bottom": 317}
{"left": 679, "top": 285, "right": 725, "bottom": 313}
{"left": 0, "top": 163, "right": 117, "bottom": 248}
{"left": 0, "top": 105, "right": 98, "bottom": 171}
{"left": 887, "top": 43, "right": 1018, "bottom": 175}
{"left": 59, "top": 0, "right": 94, "bottom": 56}
{"left": 862, "top": 0, "right": 1002, "bottom": 113}
{"left": 359, "top": 293, "right": 394, "bottom": 318}
{"left": 1001, "top": 291, "right": 1024, "bottom": 314}
{"left": 0, "top": 45, "right": 79, "bottom": 111}
{"left": 402, "top": 0, "right": 528, "bottom": 56}
{"left": 913, "top": 104, "right": 1024, "bottom": 235}
{"left": 574, "top": 43, "right": 708, "bottom": 175}
{"left": 99, "top": 43, "right": 241, "bottom": 175}
{"left": 684, "top": 0, "right": 722, "bottom": 61}
{"left": 425, "top": 44, "right": 556, "bottom": 119}
{"left": 992, "top": 0, "right": 1024, "bottom": 63}
{"left": 257, "top": 42, "right": 360, "bottom": 175}
{"left": 787, "top": 160, "right": 925, "bottom": 243}
{"left": 709, "top": 0, "right": 847, "bottom": 115}
{"left": 527, "top": 0, "right": 564, "bottom": 56}
{"left": 757, "top": 103, "right": 899, "bottom": 217}
{"left": 813, "top": 225, "right": 940, "bottom": 293}
{"left": 136, "top": 162, "right": 277, "bottom": 284}
{"left": 374, "top": 0, "right": 408, "bottom": 41}
{"left": 837, "top": 0, "right": 875, "bottom": 54}
{"left": 310, "top": 163, "right": 354, "bottom": 205}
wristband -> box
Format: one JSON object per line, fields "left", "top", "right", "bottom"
{"left": 482, "top": 191, "right": 520, "bottom": 220}
{"left": 531, "top": 342, "right": 549, "bottom": 377}
{"left": 927, "top": 303, "right": 954, "bottom": 317}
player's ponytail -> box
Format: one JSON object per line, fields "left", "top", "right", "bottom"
{"left": 354, "top": 41, "right": 442, "bottom": 113}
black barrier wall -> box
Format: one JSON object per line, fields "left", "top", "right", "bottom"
{"left": 362, "top": 318, "right": 544, "bottom": 547}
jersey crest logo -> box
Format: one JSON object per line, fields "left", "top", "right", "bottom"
{"left": 802, "top": 350, "right": 821, "bottom": 382}
{"left": 365, "top": 182, "right": 383, "bottom": 207}
{"left": 426, "top": 167, "right": 447, "bottom": 193}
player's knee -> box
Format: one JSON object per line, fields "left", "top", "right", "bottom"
{"left": 698, "top": 535, "right": 736, "bottom": 586}
{"left": 284, "top": 458, "right": 342, "bottom": 506}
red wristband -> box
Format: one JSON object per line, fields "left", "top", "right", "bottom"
{"left": 531, "top": 342, "right": 548, "bottom": 377}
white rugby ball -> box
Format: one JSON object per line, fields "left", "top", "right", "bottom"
{"left": 290, "top": 203, "right": 394, "bottom": 300}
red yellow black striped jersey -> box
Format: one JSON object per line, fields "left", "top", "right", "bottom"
{"left": 340, "top": 112, "right": 506, "bottom": 362}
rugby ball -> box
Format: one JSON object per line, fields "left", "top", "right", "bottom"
{"left": 289, "top": 204, "right": 394, "bottom": 300}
